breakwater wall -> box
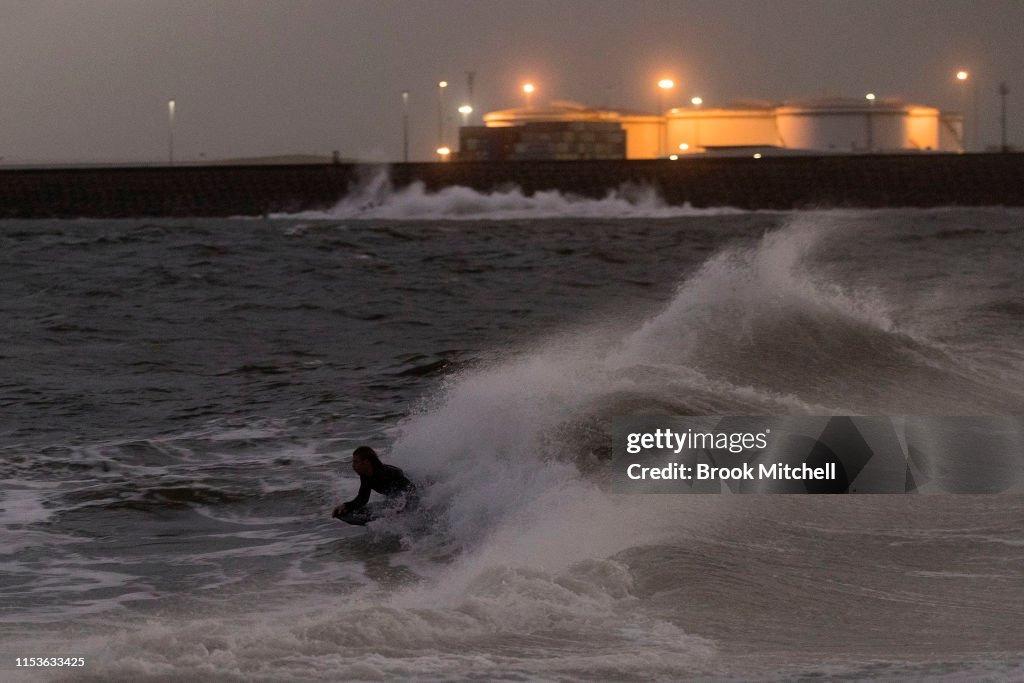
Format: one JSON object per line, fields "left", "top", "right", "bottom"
{"left": 2, "top": 153, "right": 1023, "bottom": 218}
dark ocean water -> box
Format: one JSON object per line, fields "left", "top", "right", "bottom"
{"left": 1, "top": 193, "right": 1023, "bottom": 681}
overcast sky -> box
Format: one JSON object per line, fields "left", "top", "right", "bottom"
{"left": 1, "top": 0, "right": 1021, "bottom": 163}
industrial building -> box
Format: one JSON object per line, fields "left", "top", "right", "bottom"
{"left": 459, "top": 118, "right": 625, "bottom": 161}
{"left": 475, "top": 102, "right": 657, "bottom": 160}
{"left": 463, "top": 97, "right": 963, "bottom": 160}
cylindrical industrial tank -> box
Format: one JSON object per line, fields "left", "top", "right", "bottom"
{"left": 666, "top": 104, "right": 779, "bottom": 152}
{"left": 906, "top": 107, "right": 942, "bottom": 151}
{"left": 776, "top": 98, "right": 916, "bottom": 152}
{"left": 619, "top": 116, "right": 661, "bottom": 159}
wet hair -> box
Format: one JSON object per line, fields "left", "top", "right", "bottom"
{"left": 352, "top": 446, "right": 383, "bottom": 467}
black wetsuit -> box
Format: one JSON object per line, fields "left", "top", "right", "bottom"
{"left": 335, "top": 464, "right": 417, "bottom": 526}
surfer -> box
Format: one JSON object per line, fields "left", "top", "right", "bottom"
{"left": 332, "top": 446, "right": 417, "bottom": 526}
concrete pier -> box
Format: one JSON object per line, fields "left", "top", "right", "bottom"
{"left": 1, "top": 153, "right": 1022, "bottom": 219}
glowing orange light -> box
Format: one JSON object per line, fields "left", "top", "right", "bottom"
{"left": 658, "top": 79, "right": 674, "bottom": 90}
{"left": 691, "top": 96, "right": 703, "bottom": 106}
{"left": 522, "top": 83, "right": 535, "bottom": 94}
{"left": 436, "top": 146, "right": 451, "bottom": 156}
{"left": 956, "top": 70, "right": 969, "bottom": 81}
{"left": 439, "top": 80, "right": 448, "bottom": 88}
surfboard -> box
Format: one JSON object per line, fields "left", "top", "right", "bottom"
{"left": 333, "top": 501, "right": 392, "bottom": 526}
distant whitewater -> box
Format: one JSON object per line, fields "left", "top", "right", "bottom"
{"left": 280, "top": 167, "right": 749, "bottom": 220}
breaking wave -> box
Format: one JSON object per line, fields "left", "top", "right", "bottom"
{"left": 282, "top": 168, "right": 748, "bottom": 220}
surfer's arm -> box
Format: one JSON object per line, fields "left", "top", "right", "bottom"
{"left": 345, "top": 477, "right": 372, "bottom": 510}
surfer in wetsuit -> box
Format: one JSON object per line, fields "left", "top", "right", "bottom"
{"left": 332, "top": 446, "right": 417, "bottom": 525}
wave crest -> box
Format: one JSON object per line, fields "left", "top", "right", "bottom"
{"left": 283, "top": 168, "right": 748, "bottom": 220}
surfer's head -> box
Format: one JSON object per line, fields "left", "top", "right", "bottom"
{"left": 351, "top": 446, "right": 381, "bottom": 477}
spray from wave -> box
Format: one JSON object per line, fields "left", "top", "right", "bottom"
{"left": 282, "top": 167, "right": 748, "bottom": 220}
{"left": 382, "top": 217, "right": 856, "bottom": 559}
{"left": 390, "top": 213, "right": 1018, "bottom": 558}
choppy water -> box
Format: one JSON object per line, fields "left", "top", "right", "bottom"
{"left": 1, "top": 184, "right": 1023, "bottom": 681}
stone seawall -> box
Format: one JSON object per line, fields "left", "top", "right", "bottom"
{"left": 1, "top": 153, "right": 1022, "bottom": 219}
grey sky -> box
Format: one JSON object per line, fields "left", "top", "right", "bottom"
{"left": 1, "top": 0, "right": 1020, "bottom": 163}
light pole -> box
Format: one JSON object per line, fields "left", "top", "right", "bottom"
{"left": 457, "top": 105, "right": 472, "bottom": 155}
{"left": 522, "top": 83, "right": 535, "bottom": 109}
{"left": 865, "top": 93, "right": 876, "bottom": 152}
{"left": 657, "top": 79, "right": 674, "bottom": 157}
{"left": 956, "top": 70, "right": 969, "bottom": 152}
{"left": 999, "top": 81, "right": 1010, "bottom": 153}
{"left": 438, "top": 80, "right": 448, "bottom": 151}
{"left": 402, "top": 90, "right": 409, "bottom": 163}
{"left": 691, "top": 96, "right": 703, "bottom": 150}
{"left": 168, "top": 99, "right": 175, "bottom": 165}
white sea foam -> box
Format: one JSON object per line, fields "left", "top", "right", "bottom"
{"left": 280, "top": 168, "right": 750, "bottom": 221}
{"left": 63, "top": 531, "right": 714, "bottom": 681}
{"left": 0, "top": 481, "right": 55, "bottom": 529}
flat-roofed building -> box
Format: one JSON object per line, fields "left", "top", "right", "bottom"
{"left": 481, "top": 101, "right": 655, "bottom": 159}
{"left": 459, "top": 119, "right": 626, "bottom": 161}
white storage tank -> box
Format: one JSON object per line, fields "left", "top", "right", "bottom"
{"left": 776, "top": 97, "right": 938, "bottom": 152}
{"left": 666, "top": 102, "right": 780, "bottom": 152}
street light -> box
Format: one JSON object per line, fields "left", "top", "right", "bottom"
{"left": 401, "top": 90, "right": 409, "bottom": 163}
{"left": 956, "top": 69, "right": 970, "bottom": 152}
{"left": 438, "top": 80, "right": 448, "bottom": 150}
{"left": 657, "top": 79, "right": 674, "bottom": 157}
{"left": 436, "top": 146, "right": 451, "bottom": 162}
{"left": 999, "top": 81, "right": 1010, "bottom": 153}
{"left": 167, "top": 99, "right": 175, "bottom": 165}
{"left": 689, "top": 97, "right": 705, "bottom": 150}
{"left": 865, "top": 94, "right": 876, "bottom": 151}
{"left": 458, "top": 104, "right": 473, "bottom": 126}
{"left": 523, "top": 83, "right": 535, "bottom": 109}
